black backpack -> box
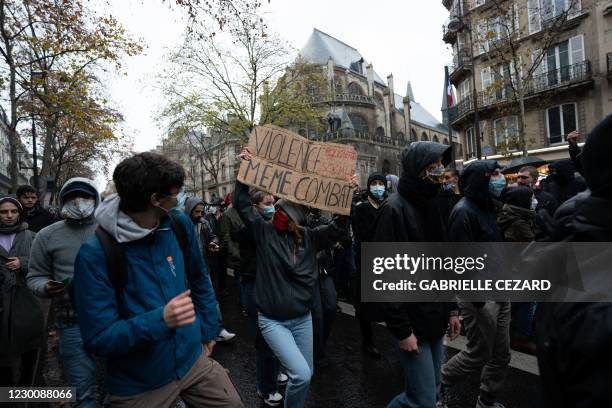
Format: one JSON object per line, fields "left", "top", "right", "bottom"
{"left": 95, "top": 212, "right": 190, "bottom": 298}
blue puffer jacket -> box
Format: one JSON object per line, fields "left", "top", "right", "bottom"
{"left": 73, "top": 195, "right": 219, "bottom": 396}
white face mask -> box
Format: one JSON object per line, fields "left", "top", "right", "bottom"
{"left": 61, "top": 197, "right": 96, "bottom": 220}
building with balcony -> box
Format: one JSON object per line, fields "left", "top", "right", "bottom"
{"left": 296, "top": 29, "right": 460, "bottom": 186}
{"left": 442, "top": 0, "right": 612, "bottom": 164}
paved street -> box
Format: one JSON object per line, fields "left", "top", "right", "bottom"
{"left": 214, "top": 282, "right": 544, "bottom": 408}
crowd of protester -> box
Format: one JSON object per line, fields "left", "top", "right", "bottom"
{"left": 0, "top": 115, "right": 610, "bottom": 408}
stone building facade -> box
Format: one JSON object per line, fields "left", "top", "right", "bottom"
{"left": 443, "top": 0, "right": 612, "bottom": 165}
{"left": 296, "top": 29, "right": 460, "bottom": 186}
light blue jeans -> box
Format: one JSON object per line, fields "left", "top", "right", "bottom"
{"left": 58, "top": 325, "right": 97, "bottom": 408}
{"left": 388, "top": 337, "right": 444, "bottom": 408}
{"left": 258, "top": 312, "right": 313, "bottom": 408}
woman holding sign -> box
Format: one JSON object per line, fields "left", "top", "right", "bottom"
{"left": 233, "top": 147, "right": 353, "bottom": 408}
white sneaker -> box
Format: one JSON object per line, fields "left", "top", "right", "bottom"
{"left": 257, "top": 390, "right": 282, "bottom": 407}
{"left": 215, "top": 328, "right": 236, "bottom": 342}
{"left": 277, "top": 372, "right": 288, "bottom": 385}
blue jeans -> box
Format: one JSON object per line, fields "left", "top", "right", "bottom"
{"left": 259, "top": 312, "right": 313, "bottom": 408}
{"left": 388, "top": 337, "right": 444, "bottom": 408}
{"left": 58, "top": 326, "right": 97, "bottom": 408}
{"left": 513, "top": 302, "right": 537, "bottom": 338}
{"left": 242, "top": 279, "right": 279, "bottom": 395}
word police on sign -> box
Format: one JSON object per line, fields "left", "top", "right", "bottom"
{"left": 238, "top": 125, "right": 357, "bottom": 215}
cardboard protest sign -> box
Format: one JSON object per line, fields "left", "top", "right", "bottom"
{"left": 237, "top": 124, "right": 357, "bottom": 215}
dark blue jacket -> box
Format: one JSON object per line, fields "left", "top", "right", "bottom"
{"left": 73, "top": 212, "right": 219, "bottom": 396}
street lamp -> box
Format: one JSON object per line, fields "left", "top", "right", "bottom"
{"left": 448, "top": 14, "right": 482, "bottom": 160}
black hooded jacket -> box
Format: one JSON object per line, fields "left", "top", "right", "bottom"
{"left": 541, "top": 159, "right": 587, "bottom": 205}
{"left": 371, "top": 142, "right": 455, "bottom": 341}
{"left": 449, "top": 160, "right": 504, "bottom": 243}
{"left": 23, "top": 204, "right": 56, "bottom": 233}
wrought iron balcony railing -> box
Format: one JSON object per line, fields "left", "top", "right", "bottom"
{"left": 449, "top": 60, "right": 592, "bottom": 123}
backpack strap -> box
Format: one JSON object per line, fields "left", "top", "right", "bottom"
{"left": 168, "top": 212, "right": 191, "bottom": 289}
{"left": 95, "top": 226, "right": 128, "bottom": 296}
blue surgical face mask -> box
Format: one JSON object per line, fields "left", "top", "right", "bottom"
{"left": 442, "top": 182, "right": 456, "bottom": 191}
{"left": 369, "top": 185, "right": 385, "bottom": 200}
{"left": 489, "top": 177, "right": 506, "bottom": 197}
{"left": 261, "top": 206, "right": 275, "bottom": 220}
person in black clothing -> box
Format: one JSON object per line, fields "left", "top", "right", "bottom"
{"left": 536, "top": 115, "right": 612, "bottom": 408}
{"left": 351, "top": 172, "right": 388, "bottom": 358}
{"left": 233, "top": 147, "right": 353, "bottom": 408}
{"left": 437, "top": 168, "right": 462, "bottom": 240}
{"left": 540, "top": 159, "right": 587, "bottom": 206}
{"left": 205, "top": 197, "right": 227, "bottom": 295}
{"left": 16, "top": 185, "right": 56, "bottom": 233}
{"left": 516, "top": 166, "right": 557, "bottom": 216}
{"left": 441, "top": 160, "right": 510, "bottom": 408}
{"left": 307, "top": 209, "right": 338, "bottom": 368}
{"left": 372, "top": 142, "right": 461, "bottom": 408}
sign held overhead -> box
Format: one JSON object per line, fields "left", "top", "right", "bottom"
{"left": 237, "top": 125, "right": 357, "bottom": 215}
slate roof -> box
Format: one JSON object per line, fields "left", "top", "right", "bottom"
{"left": 300, "top": 29, "right": 386, "bottom": 85}
{"left": 300, "top": 28, "right": 449, "bottom": 134}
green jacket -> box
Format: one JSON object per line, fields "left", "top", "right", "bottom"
{"left": 219, "top": 207, "right": 244, "bottom": 269}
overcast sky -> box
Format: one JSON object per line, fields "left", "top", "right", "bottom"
{"left": 93, "top": 0, "right": 452, "bottom": 186}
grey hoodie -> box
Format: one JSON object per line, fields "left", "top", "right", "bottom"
{"left": 26, "top": 177, "right": 100, "bottom": 326}
{"left": 94, "top": 193, "right": 157, "bottom": 243}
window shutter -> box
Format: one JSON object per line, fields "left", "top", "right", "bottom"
{"left": 528, "top": 0, "right": 541, "bottom": 34}
{"left": 569, "top": 34, "right": 585, "bottom": 65}
{"left": 481, "top": 67, "right": 492, "bottom": 90}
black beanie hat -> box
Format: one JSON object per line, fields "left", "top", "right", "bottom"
{"left": 503, "top": 186, "right": 533, "bottom": 210}
{"left": 582, "top": 115, "right": 612, "bottom": 198}
{"left": 367, "top": 172, "right": 387, "bottom": 188}
{"left": 0, "top": 195, "right": 24, "bottom": 215}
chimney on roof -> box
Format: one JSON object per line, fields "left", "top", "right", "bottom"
{"left": 366, "top": 63, "right": 374, "bottom": 96}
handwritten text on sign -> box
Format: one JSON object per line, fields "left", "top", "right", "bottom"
{"left": 237, "top": 125, "right": 357, "bottom": 215}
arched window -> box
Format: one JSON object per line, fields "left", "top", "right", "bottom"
{"left": 411, "top": 128, "right": 418, "bottom": 142}
{"left": 433, "top": 134, "right": 440, "bottom": 143}
{"left": 335, "top": 81, "right": 343, "bottom": 95}
{"left": 348, "top": 82, "right": 364, "bottom": 96}
{"left": 349, "top": 113, "right": 369, "bottom": 134}
{"left": 397, "top": 132, "right": 404, "bottom": 140}
{"left": 421, "top": 132, "right": 429, "bottom": 141}
{"left": 375, "top": 93, "right": 385, "bottom": 108}
{"left": 375, "top": 127, "right": 385, "bottom": 137}
{"left": 443, "top": 138, "right": 450, "bottom": 145}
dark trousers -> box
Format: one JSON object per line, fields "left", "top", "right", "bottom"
{"left": 333, "top": 245, "right": 354, "bottom": 297}
{"left": 312, "top": 274, "right": 337, "bottom": 361}
{"left": 0, "top": 349, "right": 39, "bottom": 386}
{"left": 242, "top": 279, "right": 279, "bottom": 394}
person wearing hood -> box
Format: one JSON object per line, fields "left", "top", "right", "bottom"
{"left": 372, "top": 142, "right": 461, "bottom": 408}
{"left": 184, "top": 197, "right": 235, "bottom": 343}
{"left": 234, "top": 147, "right": 352, "bottom": 408}
{"left": 16, "top": 185, "right": 57, "bottom": 233}
{"left": 536, "top": 115, "right": 612, "bottom": 407}
{"left": 72, "top": 153, "right": 242, "bottom": 407}
{"left": 497, "top": 186, "right": 536, "bottom": 242}
{"left": 440, "top": 160, "right": 510, "bottom": 408}
{"left": 0, "top": 196, "right": 43, "bottom": 386}
{"left": 351, "top": 172, "right": 388, "bottom": 358}
{"left": 26, "top": 178, "right": 100, "bottom": 406}
{"left": 206, "top": 196, "right": 228, "bottom": 295}
{"left": 541, "top": 158, "right": 587, "bottom": 205}
{"left": 496, "top": 186, "right": 537, "bottom": 355}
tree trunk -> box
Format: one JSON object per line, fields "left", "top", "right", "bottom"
{"left": 8, "top": 60, "right": 19, "bottom": 192}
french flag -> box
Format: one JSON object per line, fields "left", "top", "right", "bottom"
{"left": 446, "top": 69, "right": 455, "bottom": 108}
